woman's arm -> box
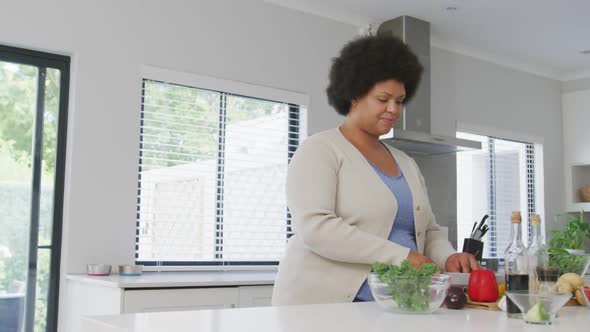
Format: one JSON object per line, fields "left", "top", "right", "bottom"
{"left": 287, "top": 138, "right": 410, "bottom": 266}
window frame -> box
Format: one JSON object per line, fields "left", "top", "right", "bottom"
{"left": 456, "top": 122, "right": 545, "bottom": 259}
{"left": 484, "top": 136, "right": 537, "bottom": 256}
{"left": 0, "top": 44, "right": 70, "bottom": 332}
{"left": 135, "top": 66, "right": 307, "bottom": 268}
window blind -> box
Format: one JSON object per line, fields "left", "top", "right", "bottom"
{"left": 136, "top": 79, "right": 305, "bottom": 265}
{"left": 457, "top": 132, "right": 543, "bottom": 258}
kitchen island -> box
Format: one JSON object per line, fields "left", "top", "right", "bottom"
{"left": 64, "top": 271, "right": 276, "bottom": 332}
{"left": 82, "top": 301, "right": 589, "bottom": 332}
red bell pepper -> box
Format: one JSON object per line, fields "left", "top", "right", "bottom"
{"left": 467, "top": 269, "right": 499, "bottom": 302}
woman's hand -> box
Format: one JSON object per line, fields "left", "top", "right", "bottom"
{"left": 407, "top": 251, "right": 436, "bottom": 269}
{"left": 445, "top": 253, "right": 481, "bottom": 272}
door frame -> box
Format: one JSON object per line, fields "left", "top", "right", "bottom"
{"left": 0, "top": 45, "right": 70, "bottom": 332}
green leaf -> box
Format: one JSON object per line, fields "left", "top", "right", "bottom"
{"left": 372, "top": 260, "right": 438, "bottom": 312}
{"left": 549, "top": 211, "right": 590, "bottom": 250}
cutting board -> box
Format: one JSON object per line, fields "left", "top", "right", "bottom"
{"left": 464, "top": 300, "right": 501, "bottom": 311}
{"left": 462, "top": 296, "right": 581, "bottom": 312}
{"left": 564, "top": 298, "right": 582, "bottom": 306}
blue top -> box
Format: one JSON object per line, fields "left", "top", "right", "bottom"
{"left": 354, "top": 161, "right": 418, "bottom": 301}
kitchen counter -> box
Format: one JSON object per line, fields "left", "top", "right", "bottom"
{"left": 82, "top": 302, "right": 589, "bottom": 332}
{"left": 64, "top": 271, "right": 277, "bottom": 332}
{"left": 66, "top": 270, "right": 276, "bottom": 288}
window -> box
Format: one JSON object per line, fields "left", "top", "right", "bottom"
{"left": 135, "top": 68, "right": 307, "bottom": 266}
{"left": 457, "top": 131, "right": 544, "bottom": 258}
{"left": 0, "top": 45, "right": 69, "bottom": 332}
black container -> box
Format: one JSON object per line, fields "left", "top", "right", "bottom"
{"left": 462, "top": 238, "right": 484, "bottom": 261}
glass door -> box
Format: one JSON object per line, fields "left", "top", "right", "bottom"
{"left": 0, "top": 46, "right": 69, "bottom": 332}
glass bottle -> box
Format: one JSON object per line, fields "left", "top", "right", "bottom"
{"left": 504, "top": 211, "right": 529, "bottom": 319}
{"left": 527, "top": 213, "right": 548, "bottom": 291}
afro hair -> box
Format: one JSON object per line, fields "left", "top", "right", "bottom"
{"left": 326, "top": 35, "right": 423, "bottom": 115}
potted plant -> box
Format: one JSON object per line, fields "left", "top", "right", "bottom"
{"left": 548, "top": 211, "right": 590, "bottom": 276}
{"left": 549, "top": 211, "right": 590, "bottom": 253}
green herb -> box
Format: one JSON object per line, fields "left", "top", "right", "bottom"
{"left": 547, "top": 211, "right": 590, "bottom": 276}
{"left": 373, "top": 260, "right": 438, "bottom": 312}
{"left": 548, "top": 249, "right": 590, "bottom": 275}
{"left": 549, "top": 211, "right": 590, "bottom": 250}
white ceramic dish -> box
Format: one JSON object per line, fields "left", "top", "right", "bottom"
{"left": 118, "top": 265, "right": 143, "bottom": 276}
{"left": 86, "top": 264, "right": 112, "bottom": 276}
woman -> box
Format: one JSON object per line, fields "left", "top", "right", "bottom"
{"left": 272, "top": 35, "right": 479, "bottom": 306}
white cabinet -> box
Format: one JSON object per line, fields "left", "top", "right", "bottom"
{"left": 63, "top": 272, "right": 275, "bottom": 332}
{"left": 238, "top": 285, "right": 274, "bottom": 308}
{"left": 562, "top": 89, "right": 590, "bottom": 211}
{"left": 63, "top": 280, "right": 124, "bottom": 332}
{"left": 123, "top": 287, "right": 240, "bottom": 313}
{"left": 65, "top": 284, "right": 273, "bottom": 332}
{"left": 121, "top": 286, "right": 274, "bottom": 313}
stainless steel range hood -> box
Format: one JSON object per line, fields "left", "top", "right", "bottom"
{"left": 377, "top": 16, "right": 481, "bottom": 156}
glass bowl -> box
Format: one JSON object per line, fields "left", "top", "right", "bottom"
{"left": 368, "top": 272, "right": 450, "bottom": 314}
{"left": 548, "top": 253, "right": 590, "bottom": 276}
{"left": 505, "top": 291, "right": 572, "bottom": 325}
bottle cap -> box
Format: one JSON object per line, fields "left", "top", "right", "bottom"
{"left": 511, "top": 211, "right": 522, "bottom": 224}
{"left": 531, "top": 214, "right": 541, "bottom": 225}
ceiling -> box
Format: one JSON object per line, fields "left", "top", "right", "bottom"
{"left": 264, "top": 0, "right": 590, "bottom": 81}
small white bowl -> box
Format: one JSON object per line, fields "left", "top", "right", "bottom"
{"left": 118, "top": 265, "right": 143, "bottom": 276}
{"left": 86, "top": 264, "right": 112, "bottom": 276}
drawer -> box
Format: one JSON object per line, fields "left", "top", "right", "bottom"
{"left": 123, "top": 287, "right": 239, "bottom": 313}
{"left": 238, "top": 285, "right": 274, "bottom": 308}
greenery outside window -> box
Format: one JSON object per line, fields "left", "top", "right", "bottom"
{"left": 135, "top": 67, "right": 307, "bottom": 267}
{"left": 0, "top": 45, "right": 69, "bottom": 332}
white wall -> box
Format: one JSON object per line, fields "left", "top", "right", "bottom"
{"left": 562, "top": 77, "right": 590, "bottom": 93}
{"left": 421, "top": 47, "right": 563, "bottom": 247}
{"left": 561, "top": 85, "right": 590, "bottom": 251}
{"left": 0, "top": 0, "right": 356, "bottom": 329}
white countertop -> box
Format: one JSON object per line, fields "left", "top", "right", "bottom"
{"left": 81, "top": 302, "right": 589, "bottom": 332}
{"left": 67, "top": 270, "right": 276, "bottom": 288}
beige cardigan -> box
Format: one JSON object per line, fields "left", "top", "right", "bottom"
{"left": 272, "top": 128, "right": 456, "bottom": 306}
